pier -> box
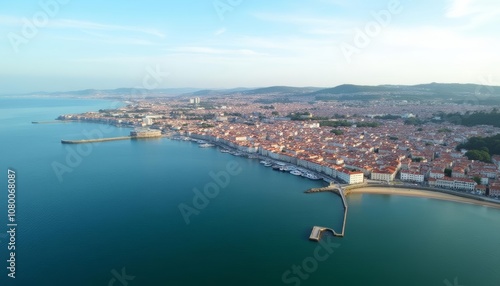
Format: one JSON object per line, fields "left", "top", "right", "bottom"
{"left": 61, "top": 136, "right": 132, "bottom": 144}
{"left": 306, "top": 184, "right": 348, "bottom": 241}
{"left": 61, "top": 129, "right": 162, "bottom": 144}
{"left": 32, "top": 120, "right": 69, "bottom": 124}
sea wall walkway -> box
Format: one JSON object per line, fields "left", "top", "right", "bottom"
{"left": 306, "top": 184, "right": 348, "bottom": 241}
{"left": 61, "top": 136, "right": 132, "bottom": 144}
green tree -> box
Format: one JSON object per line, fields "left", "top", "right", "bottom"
{"left": 330, "top": 129, "right": 344, "bottom": 135}
{"left": 444, "top": 168, "right": 452, "bottom": 177}
{"left": 465, "top": 150, "right": 491, "bottom": 163}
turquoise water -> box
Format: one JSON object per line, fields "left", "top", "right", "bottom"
{"left": 1, "top": 97, "right": 499, "bottom": 286}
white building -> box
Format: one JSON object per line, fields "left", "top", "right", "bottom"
{"left": 400, "top": 171, "right": 425, "bottom": 183}
{"left": 428, "top": 177, "right": 476, "bottom": 191}
{"left": 337, "top": 169, "right": 364, "bottom": 185}
{"left": 371, "top": 167, "right": 397, "bottom": 182}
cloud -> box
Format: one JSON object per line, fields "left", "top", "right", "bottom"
{"left": 0, "top": 15, "right": 166, "bottom": 38}
{"left": 166, "top": 46, "right": 267, "bottom": 56}
{"left": 214, "top": 28, "right": 227, "bottom": 36}
{"left": 52, "top": 19, "right": 166, "bottom": 38}
{"left": 445, "top": 0, "right": 500, "bottom": 28}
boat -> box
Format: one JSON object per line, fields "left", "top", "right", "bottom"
{"left": 220, "top": 149, "right": 230, "bottom": 153}
{"left": 306, "top": 173, "right": 321, "bottom": 180}
{"left": 283, "top": 165, "right": 294, "bottom": 172}
{"left": 290, "top": 170, "right": 302, "bottom": 176}
{"left": 199, "top": 143, "right": 214, "bottom": 148}
{"left": 263, "top": 162, "right": 273, "bottom": 167}
{"left": 271, "top": 165, "right": 281, "bottom": 171}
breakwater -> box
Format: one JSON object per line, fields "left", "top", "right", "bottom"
{"left": 61, "top": 136, "right": 132, "bottom": 144}
{"left": 32, "top": 120, "right": 69, "bottom": 124}
{"left": 306, "top": 184, "right": 348, "bottom": 240}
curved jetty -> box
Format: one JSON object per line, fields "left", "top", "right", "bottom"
{"left": 306, "top": 184, "right": 348, "bottom": 241}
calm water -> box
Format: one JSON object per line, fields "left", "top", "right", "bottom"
{"left": 1, "top": 97, "right": 499, "bottom": 286}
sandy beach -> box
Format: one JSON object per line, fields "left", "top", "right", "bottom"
{"left": 346, "top": 187, "right": 500, "bottom": 209}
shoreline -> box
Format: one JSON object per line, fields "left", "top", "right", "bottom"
{"left": 346, "top": 187, "right": 500, "bottom": 209}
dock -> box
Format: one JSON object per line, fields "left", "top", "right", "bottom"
{"left": 307, "top": 185, "right": 348, "bottom": 241}
{"left": 61, "top": 136, "right": 132, "bottom": 144}
{"left": 32, "top": 120, "right": 68, "bottom": 124}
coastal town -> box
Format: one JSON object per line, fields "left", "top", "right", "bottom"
{"left": 57, "top": 94, "right": 500, "bottom": 199}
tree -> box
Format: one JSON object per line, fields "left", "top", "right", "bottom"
{"left": 472, "top": 176, "right": 482, "bottom": 185}
{"left": 465, "top": 150, "right": 491, "bottom": 163}
{"left": 444, "top": 168, "right": 452, "bottom": 177}
{"left": 330, "top": 129, "right": 344, "bottom": 135}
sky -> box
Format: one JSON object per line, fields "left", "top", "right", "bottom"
{"left": 1, "top": 0, "right": 499, "bottom": 94}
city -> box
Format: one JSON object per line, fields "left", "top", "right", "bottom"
{"left": 57, "top": 89, "right": 500, "bottom": 199}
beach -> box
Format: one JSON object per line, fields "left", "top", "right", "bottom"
{"left": 346, "top": 187, "right": 500, "bottom": 209}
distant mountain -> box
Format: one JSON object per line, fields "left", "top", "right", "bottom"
{"left": 23, "top": 88, "right": 202, "bottom": 98}
{"left": 241, "top": 86, "right": 322, "bottom": 95}
{"left": 311, "top": 84, "right": 394, "bottom": 95}
{"left": 181, "top": 87, "right": 253, "bottom": 97}
{"left": 15, "top": 83, "right": 500, "bottom": 103}
{"left": 310, "top": 83, "right": 500, "bottom": 102}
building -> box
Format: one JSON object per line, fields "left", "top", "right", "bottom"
{"left": 189, "top": 97, "right": 201, "bottom": 104}
{"left": 428, "top": 177, "right": 476, "bottom": 191}
{"left": 371, "top": 167, "right": 397, "bottom": 182}
{"left": 130, "top": 129, "right": 162, "bottom": 138}
{"left": 337, "top": 169, "right": 364, "bottom": 185}
{"left": 400, "top": 171, "right": 425, "bottom": 183}
{"left": 475, "top": 185, "right": 487, "bottom": 195}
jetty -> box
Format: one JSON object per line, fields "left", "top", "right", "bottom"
{"left": 61, "top": 136, "right": 132, "bottom": 144}
{"left": 61, "top": 129, "right": 162, "bottom": 144}
{"left": 32, "top": 120, "right": 68, "bottom": 124}
{"left": 306, "top": 184, "right": 348, "bottom": 241}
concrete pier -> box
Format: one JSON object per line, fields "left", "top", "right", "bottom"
{"left": 32, "top": 120, "right": 68, "bottom": 124}
{"left": 309, "top": 226, "right": 340, "bottom": 241}
{"left": 61, "top": 136, "right": 131, "bottom": 144}
{"left": 307, "top": 185, "right": 348, "bottom": 240}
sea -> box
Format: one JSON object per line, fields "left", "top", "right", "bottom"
{"left": 0, "top": 97, "right": 500, "bottom": 286}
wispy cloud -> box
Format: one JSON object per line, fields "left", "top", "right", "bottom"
{"left": 167, "top": 46, "right": 268, "bottom": 56}
{"left": 52, "top": 19, "right": 166, "bottom": 38}
{"left": 252, "top": 12, "right": 355, "bottom": 27}
{"left": 214, "top": 28, "right": 227, "bottom": 36}
{"left": 445, "top": 0, "right": 500, "bottom": 28}
{"left": 0, "top": 15, "right": 166, "bottom": 38}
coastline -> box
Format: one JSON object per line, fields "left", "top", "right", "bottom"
{"left": 347, "top": 187, "right": 500, "bottom": 209}
{"left": 47, "top": 117, "right": 500, "bottom": 210}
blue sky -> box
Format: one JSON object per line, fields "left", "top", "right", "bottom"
{"left": 1, "top": 0, "right": 499, "bottom": 93}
